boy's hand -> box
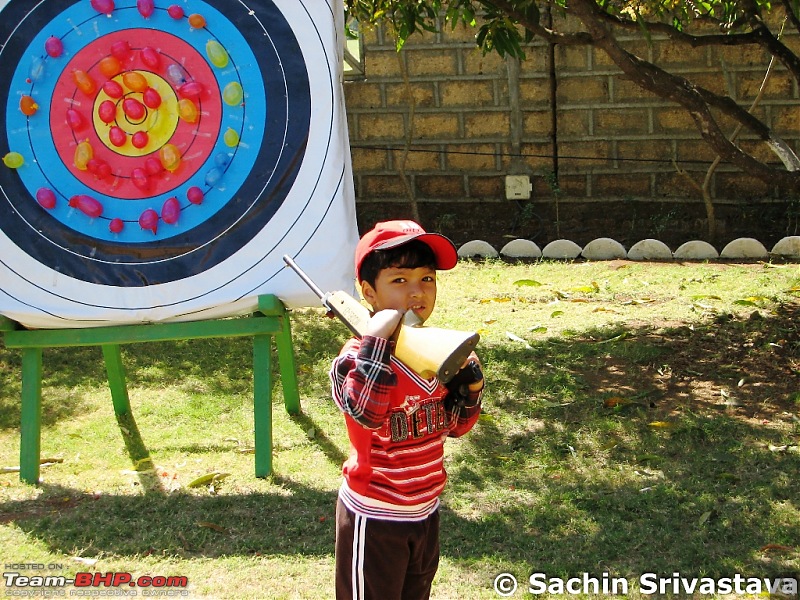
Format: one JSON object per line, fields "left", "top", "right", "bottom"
{"left": 365, "top": 309, "right": 404, "bottom": 340}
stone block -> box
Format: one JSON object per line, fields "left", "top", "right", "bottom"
{"left": 458, "top": 240, "right": 499, "bottom": 258}
{"left": 501, "top": 239, "right": 542, "bottom": 258}
{"left": 720, "top": 238, "right": 768, "bottom": 259}
{"left": 627, "top": 239, "right": 673, "bottom": 261}
{"left": 542, "top": 239, "right": 583, "bottom": 259}
{"left": 673, "top": 240, "right": 719, "bottom": 260}
{"left": 771, "top": 236, "right": 800, "bottom": 258}
{"left": 581, "top": 237, "right": 627, "bottom": 260}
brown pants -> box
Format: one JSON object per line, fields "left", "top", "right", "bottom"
{"left": 335, "top": 497, "right": 440, "bottom": 600}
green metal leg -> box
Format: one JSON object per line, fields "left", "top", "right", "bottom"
{"left": 253, "top": 333, "right": 272, "bottom": 477}
{"left": 102, "top": 344, "right": 131, "bottom": 416}
{"left": 276, "top": 313, "right": 301, "bottom": 415}
{"left": 20, "top": 347, "right": 43, "bottom": 484}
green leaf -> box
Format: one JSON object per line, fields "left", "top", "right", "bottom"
{"left": 514, "top": 279, "right": 543, "bottom": 287}
{"left": 188, "top": 472, "right": 230, "bottom": 488}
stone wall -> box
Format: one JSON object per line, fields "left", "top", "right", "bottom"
{"left": 343, "top": 15, "right": 800, "bottom": 247}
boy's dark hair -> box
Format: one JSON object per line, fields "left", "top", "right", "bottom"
{"left": 358, "top": 239, "right": 437, "bottom": 287}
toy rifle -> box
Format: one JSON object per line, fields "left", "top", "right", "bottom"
{"left": 282, "top": 255, "right": 479, "bottom": 383}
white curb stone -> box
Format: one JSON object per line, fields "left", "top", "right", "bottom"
{"left": 771, "top": 236, "right": 800, "bottom": 258}
{"left": 673, "top": 240, "right": 719, "bottom": 260}
{"left": 500, "top": 239, "right": 542, "bottom": 258}
{"left": 627, "top": 239, "right": 673, "bottom": 261}
{"left": 720, "top": 237, "right": 768, "bottom": 259}
{"left": 542, "top": 239, "right": 583, "bottom": 259}
{"left": 581, "top": 237, "right": 627, "bottom": 260}
{"left": 457, "top": 239, "right": 499, "bottom": 259}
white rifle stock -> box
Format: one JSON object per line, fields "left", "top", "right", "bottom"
{"left": 283, "top": 255, "right": 479, "bottom": 383}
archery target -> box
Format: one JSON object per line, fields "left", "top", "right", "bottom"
{"left": 0, "top": 0, "right": 358, "bottom": 328}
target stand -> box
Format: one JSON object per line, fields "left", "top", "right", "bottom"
{"left": 0, "top": 294, "right": 300, "bottom": 485}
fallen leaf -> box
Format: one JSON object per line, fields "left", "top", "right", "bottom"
{"left": 550, "top": 310, "right": 564, "bottom": 318}
{"left": 505, "top": 331, "right": 532, "bottom": 349}
{"left": 593, "top": 307, "right": 620, "bottom": 313}
{"left": 760, "top": 543, "right": 795, "bottom": 552}
{"left": 648, "top": 421, "right": 674, "bottom": 428}
{"left": 73, "top": 557, "right": 98, "bottom": 566}
{"left": 188, "top": 472, "right": 230, "bottom": 488}
{"left": 196, "top": 521, "right": 226, "bottom": 533}
{"left": 597, "top": 332, "right": 628, "bottom": 344}
{"left": 513, "top": 279, "right": 543, "bottom": 287}
{"left": 529, "top": 326, "right": 548, "bottom": 334}
{"left": 603, "top": 396, "right": 628, "bottom": 408}
{"left": 480, "top": 297, "right": 512, "bottom": 304}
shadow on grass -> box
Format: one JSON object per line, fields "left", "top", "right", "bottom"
{"left": 1, "top": 304, "right": 797, "bottom": 580}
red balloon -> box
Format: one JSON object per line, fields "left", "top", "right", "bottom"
{"left": 36, "top": 188, "right": 56, "bottom": 209}
{"left": 110, "top": 40, "right": 132, "bottom": 61}
{"left": 132, "top": 131, "right": 149, "bottom": 149}
{"left": 162, "top": 196, "right": 181, "bottom": 224}
{"left": 178, "top": 81, "right": 204, "bottom": 99}
{"left": 167, "top": 5, "right": 184, "bottom": 19}
{"left": 109, "top": 126, "right": 127, "bottom": 147}
{"left": 137, "top": 0, "right": 154, "bottom": 18}
{"left": 45, "top": 36, "right": 63, "bottom": 58}
{"left": 123, "top": 98, "right": 146, "bottom": 120}
{"left": 139, "top": 209, "right": 159, "bottom": 234}
{"left": 140, "top": 47, "right": 161, "bottom": 70}
{"left": 69, "top": 194, "right": 103, "bottom": 218}
{"left": 131, "top": 167, "right": 151, "bottom": 192}
{"left": 98, "top": 100, "right": 117, "bottom": 124}
{"left": 103, "top": 80, "right": 124, "bottom": 98}
{"left": 109, "top": 218, "right": 125, "bottom": 234}
{"left": 142, "top": 87, "right": 162, "bottom": 109}
{"left": 144, "top": 157, "right": 164, "bottom": 176}
{"left": 95, "top": 160, "right": 112, "bottom": 180}
{"left": 66, "top": 109, "right": 85, "bottom": 131}
{"left": 187, "top": 186, "right": 204, "bottom": 205}
{"left": 91, "top": 0, "right": 115, "bottom": 15}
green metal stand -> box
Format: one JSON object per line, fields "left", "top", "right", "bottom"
{"left": 0, "top": 294, "right": 300, "bottom": 484}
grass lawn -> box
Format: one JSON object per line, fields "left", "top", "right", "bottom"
{"left": 1, "top": 259, "right": 799, "bottom": 599}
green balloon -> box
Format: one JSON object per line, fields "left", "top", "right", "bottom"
{"left": 206, "top": 40, "right": 229, "bottom": 69}
{"left": 223, "top": 128, "right": 240, "bottom": 148}
{"left": 222, "top": 81, "right": 243, "bottom": 106}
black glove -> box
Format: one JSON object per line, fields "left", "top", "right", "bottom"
{"left": 444, "top": 360, "right": 483, "bottom": 412}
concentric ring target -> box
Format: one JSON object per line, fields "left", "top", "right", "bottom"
{"left": 0, "top": 0, "right": 358, "bottom": 327}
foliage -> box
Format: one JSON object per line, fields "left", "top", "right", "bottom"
{"left": 345, "top": 0, "right": 800, "bottom": 192}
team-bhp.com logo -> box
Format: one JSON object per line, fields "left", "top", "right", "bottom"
{"left": 4, "top": 568, "right": 189, "bottom": 596}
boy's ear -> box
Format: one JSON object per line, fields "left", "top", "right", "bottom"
{"left": 360, "top": 279, "right": 377, "bottom": 308}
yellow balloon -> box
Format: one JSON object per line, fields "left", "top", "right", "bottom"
{"left": 178, "top": 98, "right": 198, "bottom": 123}
{"left": 206, "top": 40, "right": 229, "bottom": 69}
{"left": 74, "top": 141, "right": 93, "bottom": 171}
{"left": 2, "top": 152, "right": 24, "bottom": 169}
{"left": 159, "top": 143, "right": 181, "bottom": 172}
{"left": 223, "top": 128, "right": 239, "bottom": 147}
{"left": 222, "top": 81, "right": 243, "bottom": 106}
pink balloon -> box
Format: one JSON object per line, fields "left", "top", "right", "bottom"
{"left": 144, "top": 157, "right": 164, "bottom": 176}
{"left": 139, "top": 209, "right": 159, "bottom": 234}
{"left": 137, "top": 0, "right": 154, "bottom": 18}
{"left": 161, "top": 196, "right": 181, "bottom": 224}
{"left": 131, "top": 167, "right": 151, "bottom": 192}
{"left": 109, "top": 218, "right": 125, "bottom": 233}
{"left": 110, "top": 40, "right": 132, "bottom": 61}
{"left": 66, "top": 109, "right": 85, "bottom": 131}
{"left": 109, "top": 126, "right": 127, "bottom": 147}
{"left": 167, "top": 5, "right": 184, "bottom": 19}
{"left": 45, "top": 36, "right": 63, "bottom": 58}
{"left": 132, "top": 131, "right": 149, "bottom": 149}
{"left": 91, "top": 0, "right": 115, "bottom": 15}
{"left": 140, "top": 47, "right": 161, "bottom": 70}
{"left": 98, "top": 100, "right": 117, "bottom": 124}
{"left": 178, "top": 81, "right": 204, "bottom": 99}
{"left": 69, "top": 194, "right": 103, "bottom": 218}
{"left": 123, "top": 98, "right": 146, "bottom": 120}
{"left": 36, "top": 188, "right": 56, "bottom": 209}
{"left": 187, "top": 186, "right": 204, "bottom": 205}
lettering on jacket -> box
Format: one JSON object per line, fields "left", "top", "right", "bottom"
{"left": 389, "top": 397, "right": 447, "bottom": 442}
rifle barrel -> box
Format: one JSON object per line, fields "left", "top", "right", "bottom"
{"left": 282, "top": 255, "right": 326, "bottom": 300}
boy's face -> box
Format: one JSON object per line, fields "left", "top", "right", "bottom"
{"left": 361, "top": 265, "right": 438, "bottom": 323}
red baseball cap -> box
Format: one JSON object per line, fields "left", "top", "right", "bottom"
{"left": 355, "top": 220, "right": 458, "bottom": 281}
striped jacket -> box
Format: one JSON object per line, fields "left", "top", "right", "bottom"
{"left": 330, "top": 335, "right": 482, "bottom": 521}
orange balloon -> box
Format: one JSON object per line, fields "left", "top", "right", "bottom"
{"left": 188, "top": 13, "right": 206, "bottom": 28}
{"left": 178, "top": 98, "right": 198, "bottom": 123}
{"left": 122, "top": 71, "right": 148, "bottom": 93}
{"left": 98, "top": 56, "right": 122, "bottom": 78}
{"left": 72, "top": 70, "right": 96, "bottom": 96}
{"left": 20, "top": 95, "right": 38, "bottom": 116}
{"left": 159, "top": 143, "right": 181, "bottom": 172}
{"left": 74, "top": 140, "right": 94, "bottom": 171}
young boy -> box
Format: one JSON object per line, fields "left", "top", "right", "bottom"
{"left": 330, "top": 220, "right": 484, "bottom": 600}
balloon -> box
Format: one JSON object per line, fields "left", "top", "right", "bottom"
{"left": 162, "top": 196, "right": 181, "bottom": 224}
{"left": 166, "top": 64, "right": 186, "bottom": 85}
{"left": 144, "top": 156, "right": 164, "bottom": 176}
{"left": 103, "top": 80, "right": 124, "bottom": 98}
{"left": 72, "top": 70, "right": 96, "bottom": 96}
{"left": 188, "top": 14, "right": 206, "bottom": 28}
{"left": 167, "top": 5, "right": 184, "bottom": 19}
{"left": 131, "top": 167, "right": 151, "bottom": 192}
{"left": 87, "top": 158, "right": 112, "bottom": 180}
{"left": 132, "top": 131, "right": 149, "bottom": 149}
{"left": 187, "top": 186, "right": 204, "bottom": 205}
{"left": 178, "top": 81, "right": 204, "bottom": 99}
{"left": 66, "top": 109, "right": 86, "bottom": 131}
{"left": 69, "top": 194, "right": 103, "bottom": 218}
{"left": 110, "top": 40, "right": 132, "bottom": 61}
{"left": 45, "top": 36, "right": 64, "bottom": 58}
{"left": 91, "top": 0, "right": 115, "bottom": 15}
{"left": 109, "top": 126, "right": 127, "bottom": 147}
{"left": 109, "top": 218, "right": 125, "bottom": 234}
{"left": 122, "top": 71, "right": 148, "bottom": 93}
{"left": 29, "top": 57, "right": 45, "bottom": 82}
{"left": 177, "top": 98, "right": 198, "bottom": 123}
{"left": 123, "top": 97, "right": 146, "bottom": 120}
{"left": 20, "top": 95, "right": 38, "bottom": 116}
{"left": 206, "top": 40, "right": 229, "bottom": 68}
{"left": 137, "top": 0, "right": 154, "bottom": 18}
{"left": 98, "top": 56, "right": 122, "bottom": 78}
{"left": 36, "top": 188, "right": 57, "bottom": 209}
{"left": 159, "top": 143, "right": 181, "bottom": 172}
{"left": 139, "top": 208, "right": 158, "bottom": 234}
{"left": 3, "top": 152, "right": 24, "bottom": 169}
{"left": 98, "top": 100, "right": 117, "bottom": 124}
{"left": 142, "top": 87, "right": 162, "bottom": 109}
{"left": 214, "top": 153, "right": 230, "bottom": 168}
{"left": 140, "top": 47, "right": 161, "bottom": 70}
{"left": 73, "top": 141, "right": 93, "bottom": 170}
{"left": 223, "top": 128, "right": 239, "bottom": 147}
{"left": 204, "top": 167, "right": 222, "bottom": 187}
{"left": 222, "top": 81, "right": 243, "bottom": 106}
